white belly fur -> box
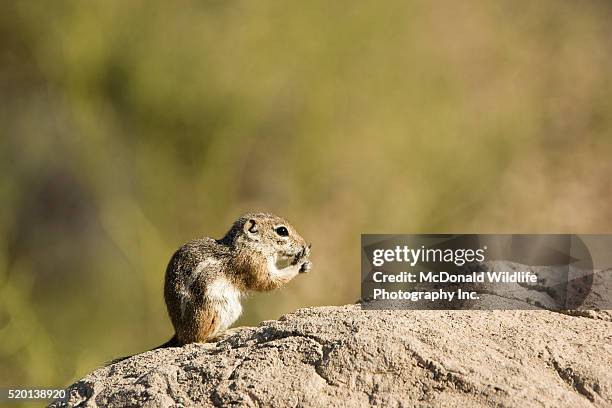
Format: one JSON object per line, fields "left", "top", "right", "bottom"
{"left": 205, "top": 276, "right": 243, "bottom": 334}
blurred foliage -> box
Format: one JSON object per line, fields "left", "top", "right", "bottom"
{"left": 1, "top": 0, "right": 612, "bottom": 390}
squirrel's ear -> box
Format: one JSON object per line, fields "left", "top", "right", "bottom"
{"left": 244, "top": 219, "right": 258, "bottom": 235}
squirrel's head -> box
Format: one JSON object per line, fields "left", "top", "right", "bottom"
{"left": 223, "top": 213, "right": 310, "bottom": 260}
{"left": 222, "top": 212, "right": 312, "bottom": 291}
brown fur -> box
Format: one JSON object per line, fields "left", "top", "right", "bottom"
{"left": 229, "top": 250, "right": 291, "bottom": 292}
{"left": 161, "top": 213, "right": 311, "bottom": 347}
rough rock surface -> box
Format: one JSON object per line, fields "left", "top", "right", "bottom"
{"left": 53, "top": 302, "right": 611, "bottom": 407}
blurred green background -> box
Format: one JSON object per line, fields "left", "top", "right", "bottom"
{"left": 1, "top": 0, "right": 612, "bottom": 390}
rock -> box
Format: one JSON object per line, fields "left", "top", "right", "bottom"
{"left": 52, "top": 302, "right": 611, "bottom": 407}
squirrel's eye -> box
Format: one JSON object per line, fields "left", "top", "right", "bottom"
{"left": 275, "top": 226, "right": 289, "bottom": 237}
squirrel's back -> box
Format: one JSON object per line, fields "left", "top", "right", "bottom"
{"left": 164, "top": 238, "right": 232, "bottom": 343}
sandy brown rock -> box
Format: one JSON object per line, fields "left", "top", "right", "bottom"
{"left": 52, "top": 304, "right": 611, "bottom": 407}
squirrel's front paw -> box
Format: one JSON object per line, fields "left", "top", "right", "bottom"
{"left": 292, "top": 244, "right": 311, "bottom": 265}
{"left": 299, "top": 260, "right": 312, "bottom": 273}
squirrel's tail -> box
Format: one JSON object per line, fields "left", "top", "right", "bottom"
{"left": 106, "top": 334, "right": 180, "bottom": 366}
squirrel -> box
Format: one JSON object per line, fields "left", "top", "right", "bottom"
{"left": 160, "top": 212, "right": 311, "bottom": 347}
